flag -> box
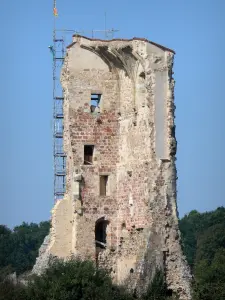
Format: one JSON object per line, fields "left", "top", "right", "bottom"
{"left": 53, "top": 7, "right": 58, "bottom": 17}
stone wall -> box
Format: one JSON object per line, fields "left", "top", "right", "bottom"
{"left": 33, "top": 35, "right": 192, "bottom": 299}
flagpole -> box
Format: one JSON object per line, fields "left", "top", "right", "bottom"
{"left": 53, "top": 0, "right": 55, "bottom": 42}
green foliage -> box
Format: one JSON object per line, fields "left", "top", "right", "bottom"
{"left": 180, "top": 207, "right": 225, "bottom": 300}
{"left": 143, "top": 269, "right": 178, "bottom": 300}
{"left": 0, "top": 259, "right": 179, "bottom": 300}
{"left": 193, "top": 248, "right": 225, "bottom": 300}
{"left": 179, "top": 207, "right": 225, "bottom": 268}
{"left": 143, "top": 269, "right": 167, "bottom": 300}
{"left": 0, "top": 221, "right": 50, "bottom": 275}
{"left": 26, "top": 259, "right": 133, "bottom": 300}
{"left": 0, "top": 278, "right": 27, "bottom": 300}
{"left": 193, "top": 224, "right": 225, "bottom": 300}
{"left": 195, "top": 223, "right": 225, "bottom": 264}
{"left": 0, "top": 225, "right": 14, "bottom": 270}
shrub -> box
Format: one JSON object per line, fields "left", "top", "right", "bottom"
{"left": 26, "top": 258, "right": 133, "bottom": 300}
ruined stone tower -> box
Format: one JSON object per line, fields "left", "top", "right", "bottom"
{"left": 33, "top": 35, "right": 192, "bottom": 299}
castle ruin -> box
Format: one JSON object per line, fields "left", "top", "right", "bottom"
{"left": 33, "top": 35, "right": 192, "bottom": 299}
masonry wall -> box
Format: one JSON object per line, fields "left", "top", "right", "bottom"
{"left": 33, "top": 36, "right": 192, "bottom": 300}
{"left": 63, "top": 45, "right": 120, "bottom": 259}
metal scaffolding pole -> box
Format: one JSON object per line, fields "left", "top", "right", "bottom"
{"left": 52, "top": 1, "right": 66, "bottom": 201}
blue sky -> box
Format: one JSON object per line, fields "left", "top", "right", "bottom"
{"left": 1, "top": 0, "right": 225, "bottom": 227}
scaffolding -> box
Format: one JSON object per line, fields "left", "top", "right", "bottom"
{"left": 52, "top": 31, "right": 66, "bottom": 200}
{"left": 51, "top": 1, "right": 119, "bottom": 201}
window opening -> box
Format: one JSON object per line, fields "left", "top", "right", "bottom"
{"left": 95, "top": 219, "right": 109, "bottom": 250}
{"left": 100, "top": 175, "right": 108, "bottom": 196}
{"left": 84, "top": 145, "right": 94, "bottom": 165}
{"left": 90, "top": 94, "right": 101, "bottom": 113}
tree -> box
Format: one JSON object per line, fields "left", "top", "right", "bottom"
{"left": 179, "top": 207, "right": 225, "bottom": 269}
{"left": 143, "top": 269, "right": 178, "bottom": 300}
{"left": 0, "top": 225, "right": 14, "bottom": 270}
{"left": 179, "top": 207, "right": 225, "bottom": 300}
{"left": 195, "top": 223, "right": 225, "bottom": 264}
{"left": 0, "top": 278, "right": 27, "bottom": 300}
{"left": 143, "top": 269, "right": 167, "bottom": 300}
{"left": 0, "top": 221, "right": 50, "bottom": 275}
{"left": 26, "top": 258, "right": 133, "bottom": 300}
{"left": 193, "top": 225, "right": 225, "bottom": 300}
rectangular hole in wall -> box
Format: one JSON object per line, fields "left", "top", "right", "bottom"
{"left": 84, "top": 145, "right": 94, "bottom": 165}
{"left": 100, "top": 175, "right": 108, "bottom": 196}
{"left": 90, "top": 94, "right": 101, "bottom": 113}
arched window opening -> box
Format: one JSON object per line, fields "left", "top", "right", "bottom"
{"left": 95, "top": 219, "right": 109, "bottom": 251}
